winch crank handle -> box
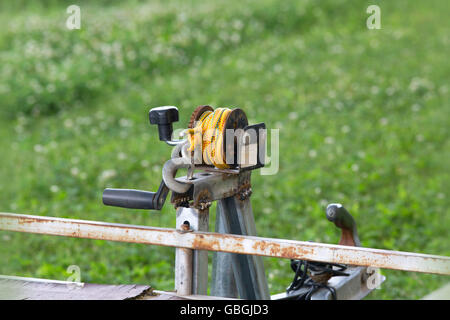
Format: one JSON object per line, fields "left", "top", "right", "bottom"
{"left": 103, "top": 180, "right": 169, "bottom": 210}
{"left": 326, "top": 203, "right": 361, "bottom": 247}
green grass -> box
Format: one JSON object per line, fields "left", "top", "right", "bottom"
{"left": 0, "top": 0, "right": 449, "bottom": 299}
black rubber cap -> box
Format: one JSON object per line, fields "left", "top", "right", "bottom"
{"left": 149, "top": 106, "right": 179, "bottom": 141}
{"left": 149, "top": 106, "right": 179, "bottom": 125}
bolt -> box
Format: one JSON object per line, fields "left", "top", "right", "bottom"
{"left": 181, "top": 221, "right": 190, "bottom": 231}
{"left": 199, "top": 201, "right": 211, "bottom": 210}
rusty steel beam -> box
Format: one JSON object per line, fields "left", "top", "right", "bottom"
{"left": 0, "top": 212, "right": 449, "bottom": 275}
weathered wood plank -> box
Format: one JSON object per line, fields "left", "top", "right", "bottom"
{"left": 0, "top": 276, "right": 153, "bottom": 300}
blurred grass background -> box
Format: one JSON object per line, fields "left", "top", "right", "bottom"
{"left": 0, "top": 0, "right": 448, "bottom": 299}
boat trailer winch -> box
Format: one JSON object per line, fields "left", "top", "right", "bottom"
{"left": 99, "top": 105, "right": 446, "bottom": 300}
{"left": 1, "top": 105, "right": 449, "bottom": 300}
{"left": 103, "top": 105, "right": 272, "bottom": 299}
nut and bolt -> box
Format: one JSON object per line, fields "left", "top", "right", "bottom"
{"left": 177, "top": 221, "right": 193, "bottom": 234}
{"left": 181, "top": 222, "right": 190, "bottom": 231}
{"left": 239, "top": 187, "right": 252, "bottom": 200}
{"left": 198, "top": 201, "right": 212, "bottom": 210}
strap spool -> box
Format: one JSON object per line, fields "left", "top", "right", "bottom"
{"left": 187, "top": 106, "right": 248, "bottom": 169}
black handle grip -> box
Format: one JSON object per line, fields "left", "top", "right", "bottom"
{"left": 103, "top": 189, "right": 158, "bottom": 209}
{"left": 103, "top": 180, "right": 169, "bottom": 210}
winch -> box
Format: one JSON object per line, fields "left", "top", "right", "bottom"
{"left": 100, "top": 105, "right": 377, "bottom": 300}
{"left": 103, "top": 105, "right": 271, "bottom": 299}
{"left": 103, "top": 105, "right": 266, "bottom": 211}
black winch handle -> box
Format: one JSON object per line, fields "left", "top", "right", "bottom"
{"left": 326, "top": 203, "right": 361, "bottom": 247}
{"left": 103, "top": 180, "right": 169, "bottom": 210}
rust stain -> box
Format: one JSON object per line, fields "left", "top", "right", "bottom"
{"left": 250, "top": 240, "right": 315, "bottom": 260}
{"left": 280, "top": 246, "right": 314, "bottom": 260}
{"left": 192, "top": 236, "right": 221, "bottom": 251}
{"left": 252, "top": 240, "right": 267, "bottom": 251}
{"left": 16, "top": 217, "right": 42, "bottom": 225}
{"left": 231, "top": 239, "right": 244, "bottom": 251}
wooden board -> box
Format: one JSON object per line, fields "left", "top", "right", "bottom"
{"left": 0, "top": 276, "right": 161, "bottom": 300}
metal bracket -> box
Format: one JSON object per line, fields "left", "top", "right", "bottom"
{"left": 172, "top": 170, "right": 269, "bottom": 299}
{"left": 272, "top": 266, "right": 385, "bottom": 300}
{"left": 171, "top": 171, "right": 251, "bottom": 209}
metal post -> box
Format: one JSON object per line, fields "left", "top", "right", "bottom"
{"left": 232, "top": 195, "right": 270, "bottom": 300}
{"left": 175, "top": 207, "right": 209, "bottom": 295}
{"left": 212, "top": 196, "right": 270, "bottom": 300}
{"left": 176, "top": 247, "right": 193, "bottom": 296}
{"left": 211, "top": 202, "right": 239, "bottom": 298}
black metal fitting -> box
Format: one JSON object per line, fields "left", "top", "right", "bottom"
{"left": 149, "top": 106, "right": 179, "bottom": 142}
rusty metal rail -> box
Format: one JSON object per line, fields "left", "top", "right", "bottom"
{"left": 0, "top": 212, "right": 449, "bottom": 275}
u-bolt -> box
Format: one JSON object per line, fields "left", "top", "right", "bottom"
{"left": 162, "top": 157, "right": 192, "bottom": 194}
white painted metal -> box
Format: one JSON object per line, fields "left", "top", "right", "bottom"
{"left": 175, "top": 247, "right": 193, "bottom": 296}
{"left": 0, "top": 275, "right": 84, "bottom": 287}
{"left": 175, "top": 207, "right": 209, "bottom": 295}
{"left": 0, "top": 212, "right": 449, "bottom": 275}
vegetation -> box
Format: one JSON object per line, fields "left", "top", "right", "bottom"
{"left": 0, "top": 0, "right": 448, "bottom": 299}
